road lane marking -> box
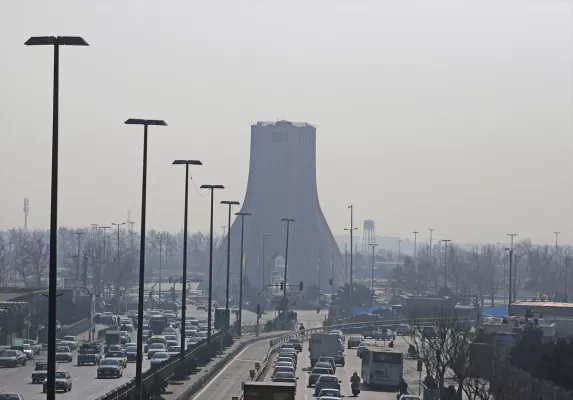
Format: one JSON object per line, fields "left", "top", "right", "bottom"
{"left": 191, "top": 340, "right": 263, "bottom": 399}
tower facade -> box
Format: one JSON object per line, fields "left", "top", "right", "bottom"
{"left": 211, "top": 120, "right": 345, "bottom": 294}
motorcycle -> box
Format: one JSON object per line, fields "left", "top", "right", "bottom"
{"left": 351, "top": 381, "right": 360, "bottom": 396}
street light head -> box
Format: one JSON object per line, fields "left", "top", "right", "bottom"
{"left": 221, "top": 201, "right": 240, "bottom": 206}
{"left": 112, "top": 222, "right": 126, "bottom": 226}
{"left": 100, "top": 226, "right": 110, "bottom": 229}
{"left": 172, "top": 160, "right": 203, "bottom": 165}
{"left": 124, "top": 119, "right": 167, "bottom": 126}
{"left": 281, "top": 218, "right": 295, "bottom": 222}
{"left": 25, "top": 36, "right": 89, "bottom": 46}
{"left": 200, "top": 184, "right": 225, "bottom": 190}
{"left": 235, "top": 212, "right": 252, "bottom": 216}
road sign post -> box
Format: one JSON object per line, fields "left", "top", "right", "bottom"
{"left": 417, "top": 358, "right": 423, "bottom": 395}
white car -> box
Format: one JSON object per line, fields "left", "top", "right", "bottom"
{"left": 399, "top": 396, "right": 421, "bottom": 400}
{"left": 23, "top": 339, "right": 42, "bottom": 355}
{"left": 21, "top": 344, "right": 34, "bottom": 359}
{"left": 60, "top": 336, "right": 77, "bottom": 350}
{"left": 317, "top": 388, "right": 343, "bottom": 399}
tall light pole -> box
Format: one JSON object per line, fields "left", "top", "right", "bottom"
{"left": 566, "top": 256, "right": 572, "bottom": 303}
{"left": 344, "top": 205, "right": 357, "bottom": 301}
{"left": 24, "top": 35, "right": 88, "bottom": 400}
{"left": 281, "top": 218, "right": 295, "bottom": 326}
{"left": 201, "top": 184, "right": 225, "bottom": 343}
{"left": 397, "top": 239, "right": 402, "bottom": 266}
{"left": 260, "top": 234, "right": 270, "bottom": 290}
{"left": 125, "top": 118, "right": 167, "bottom": 399}
{"left": 413, "top": 231, "right": 419, "bottom": 286}
{"left": 75, "top": 231, "right": 84, "bottom": 282}
{"left": 235, "top": 212, "right": 251, "bottom": 336}
{"left": 428, "top": 229, "right": 434, "bottom": 256}
{"left": 369, "top": 243, "right": 378, "bottom": 305}
{"left": 513, "top": 251, "right": 532, "bottom": 303}
{"left": 158, "top": 235, "right": 163, "bottom": 303}
{"left": 507, "top": 234, "right": 518, "bottom": 305}
{"left": 440, "top": 239, "right": 452, "bottom": 288}
{"left": 112, "top": 222, "right": 125, "bottom": 313}
{"left": 100, "top": 226, "right": 110, "bottom": 297}
{"left": 221, "top": 201, "right": 240, "bottom": 313}
{"left": 173, "top": 159, "right": 202, "bottom": 362}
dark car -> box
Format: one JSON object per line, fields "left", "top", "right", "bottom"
{"left": 97, "top": 359, "right": 123, "bottom": 378}
{"left": 0, "top": 350, "right": 27, "bottom": 367}
{"left": 125, "top": 345, "right": 137, "bottom": 362}
{"left": 43, "top": 371, "right": 72, "bottom": 392}
{"left": 0, "top": 393, "right": 24, "bottom": 400}
{"left": 32, "top": 361, "right": 57, "bottom": 383}
{"left": 288, "top": 338, "right": 303, "bottom": 352}
{"left": 308, "top": 367, "right": 333, "bottom": 387}
{"left": 347, "top": 336, "right": 362, "bottom": 349}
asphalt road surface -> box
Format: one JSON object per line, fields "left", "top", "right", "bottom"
{"left": 0, "top": 307, "right": 327, "bottom": 399}
{"left": 0, "top": 305, "right": 211, "bottom": 400}
{"left": 192, "top": 309, "right": 326, "bottom": 400}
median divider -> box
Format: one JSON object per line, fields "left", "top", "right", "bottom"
{"left": 175, "top": 331, "right": 289, "bottom": 400}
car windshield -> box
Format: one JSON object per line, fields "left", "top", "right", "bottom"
{"left": 1, "top": 350, "right": 18, "bottom": 357}
{"left": 35, "top": 363, "right": 48, "bottom": 370}
{"left": 56, "top": 347, "right": 69, "bottom": 352}
{"left": 319, "top": 389, "right": 340, "bottom": 397}
{"left": 318, "top": 376, "right": 337, "bottom": 383}
{"left": 150, "top": 344, "right": 165, "bottom": 349}
{"left": 100, "top": 359, "right": 118, "bottom": 365}
{"left": 153, "top": 352, "right": 169, "bottom": 359}
{"left": 169, "top": 347, "right": 181, "bottom": 352}
{"left": 80, "top": 347, "right": 97, "bottom": 353}
{"left": 312, "top": 368, "right": 330, "bottom": 375}
{"left": 55, "top": 372, "right": 66, "bottom": 379}
{"left": 274, "top": 372, "right": 295, "bottom": 378}
{"left": 62, "top": 337, "right": 75, "bottom": 341}
{"left": 107, "top": 352, "right": 123, "bottom": 357}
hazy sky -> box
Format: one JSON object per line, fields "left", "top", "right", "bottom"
{"left": 1, "top": 0, "right": 572, "bottom": 245}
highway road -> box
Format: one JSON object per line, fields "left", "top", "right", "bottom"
{"left": 192, "top": 309, "right": 326, "bottom": 400}
{"left": 0, "top": 305, "right": 210, "bottom": 400}
{"left": 0, "top": 307, "right": 325, "bottom": 399}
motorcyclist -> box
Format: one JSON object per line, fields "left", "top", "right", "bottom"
{"left": 350, "top": 372, "right": 361, "bottom": 386}
{"left": 388, "top": 340, "right": 395, "bottom": 348}
{"left": 299, "top": 323, "right": 305, "bottom": 331}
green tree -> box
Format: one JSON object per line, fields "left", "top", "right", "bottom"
{"left": 334, "top": 283, "right": 373, "bottom": 310}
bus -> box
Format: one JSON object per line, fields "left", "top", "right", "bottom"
{"left": 360, "top": 346, "right": 403, "bottom": 388}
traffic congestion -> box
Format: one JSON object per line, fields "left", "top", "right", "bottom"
{"left": 0, "top": 302, "right": 222, "bottom": 400}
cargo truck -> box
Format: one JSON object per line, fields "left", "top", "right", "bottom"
{"left": 243, "top": 381, "right": 295, "bottom": 400}
{"left": 309, "top": 333, "right": 339, "bottom": 367}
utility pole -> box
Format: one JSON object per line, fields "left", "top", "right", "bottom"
{"left": 100, "top": 226, "right": 110, "bottom": 298}
{"left": 440, "top": 239, "right": 452, "bottom": 288}
{"left": 281, "top": 218, "right": 295, "bottom": 327}
{"left": 566, "top": 256, "right": 572, "bottom": 303}
{"left": 428, "top": 229, "right": 434, "bottom": 255}
{"left": 112, "top": 222, "right": 125, "bottom": 313}
{"left": 507, "top": 234, "right": 518, "bottom": 304}
{"left": 158, "top": 235, "right": 163, "bottom": 303}
{"left": 369, "top": 243, "right": 378, "bottom": 305}
{"left": 344, "top": 244, "right": 348, "bottom": 283}
{"left": 345, "top": 205, "right": 358, "bottom": 301}
{"left": 397, "top": 239, "right": 402, "bottom": 266}
{"left": 260, "top": 234, "right": 270, "bottom": 290}
{"left": 74, "top": 231, "right": 84, "bottom": 282}
{"left": 317, "top": 252, "right": 321, "bottom": 292}
{"left": 413, "top": 231, "right": 419, "bottom": 288}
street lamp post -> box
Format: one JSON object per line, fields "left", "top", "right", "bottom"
{"left": 344, "top": 205, "right": 358, "bottom": 301}
{"left": 111, "top": 222, "right": 125, "bottom": 313}
{"left": 75, "top": 231, "right": 84, "bottom": 282}
{"left": 235, "top": 212, "right": 251, "bottom": 336}
{"left": 281, "top": 218, "right": 295, "bottom": 326}
{"left": 260, "top": 234, "right": 270, "bottom": 290}
{"left": 397, "top": 239, "right": 402, "bottom": 265}
{"left": 221, "top": 201, "right": 240, "bottom": 313}
{"left": 514, "top": 252, "right": 532, "bottom": 303}
{"left": 369, "top": 243, "right": 378, "bottom": 304}
{"left": 566, "top": 256, "right": 572, "bottom": 303}
{"left": 173, "top": 160, "right": 202, "bottom": 363}
{"left": 100, "top": 226, "right": 110, "bottom": 298}
{"left": 24, "top": 35, "right": 89, "bottom": 400}
{"left": 125, "top": 118, "right": 167, "bottom": 400}
{"left": 201, "top": 184, "right": 225, "bottom": 343}
{"left": 440, "top": 239, "right": 452, "bottom": 288}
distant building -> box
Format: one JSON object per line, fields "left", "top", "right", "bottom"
{"left": 510, "top": 301, "right": 573, "bottom": 318}
{"left": 398, "top": 295, "right": 457, "bottom": 320}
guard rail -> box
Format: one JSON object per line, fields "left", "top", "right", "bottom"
{"left": 94, "top": 328, "right": 230, "bottom": 400}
